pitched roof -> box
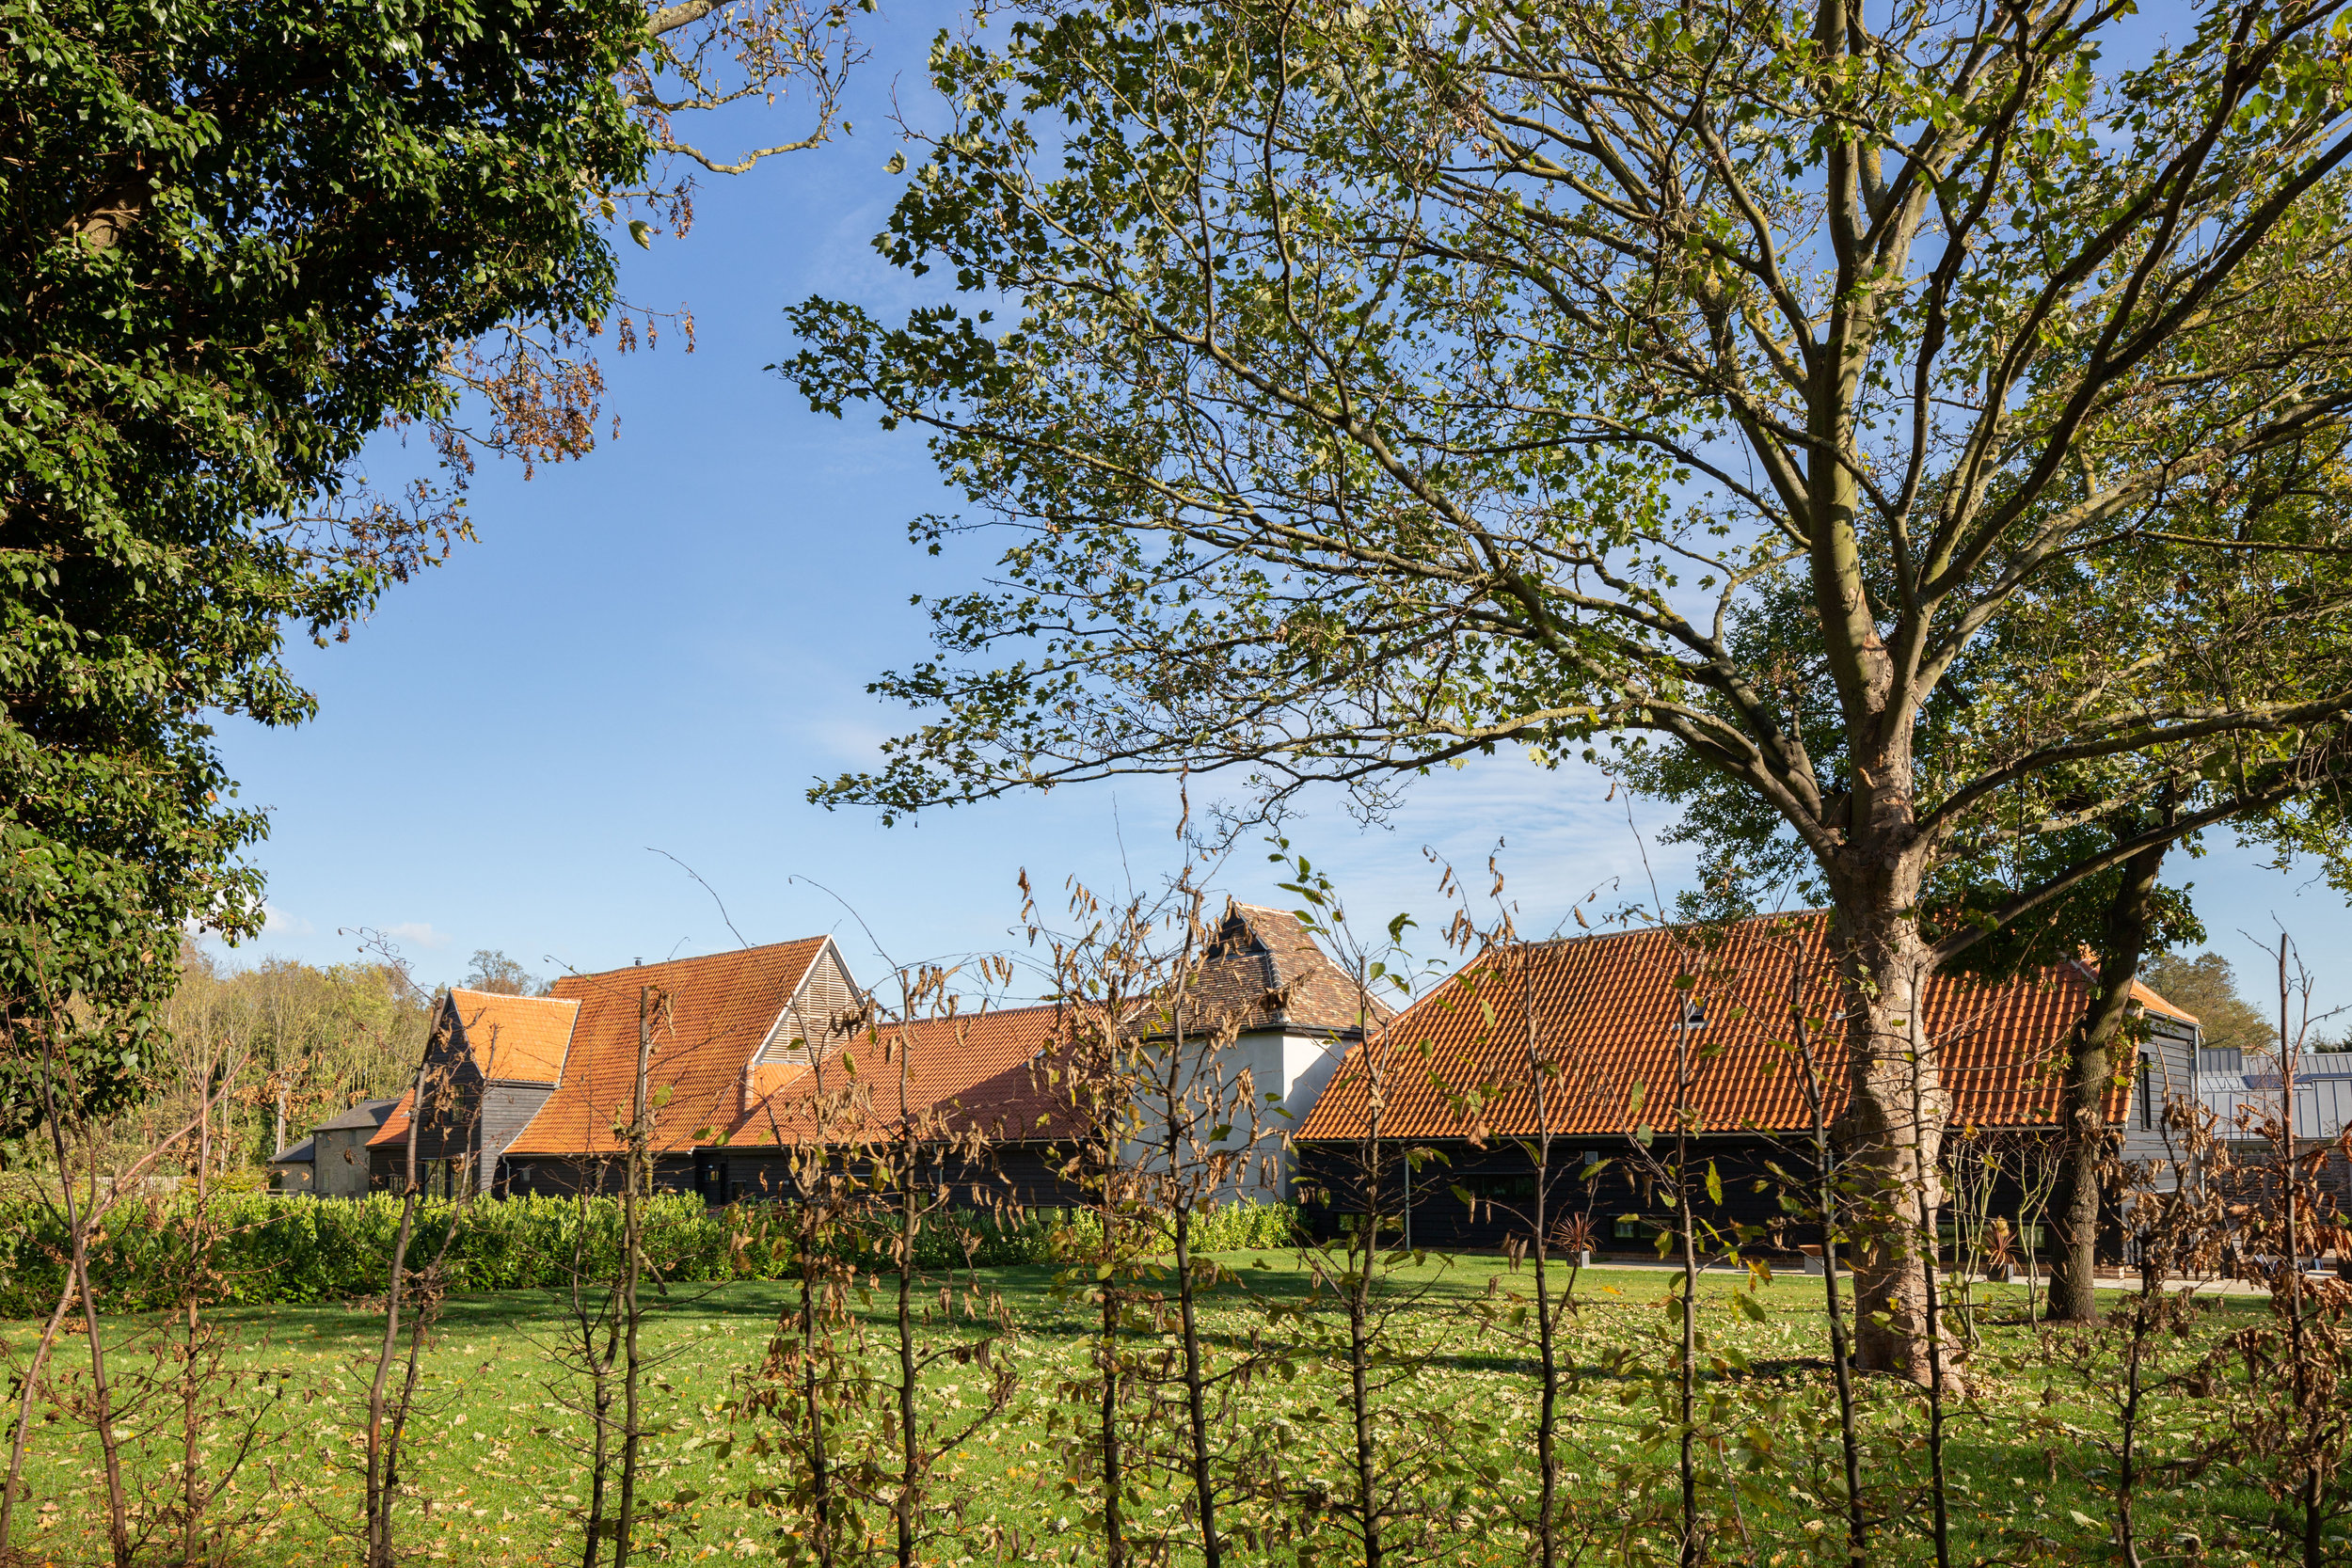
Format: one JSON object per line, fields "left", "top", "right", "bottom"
{"left": 720, "top": 1004, "right": 1076, "bottom": 1147}
{"left": 2130, "top": 978, "right": 2196, "bottom": 1026}
{"left": 1166, "top": 901, "right": 1389, "bottom": 1037}
{"left": 502, "top": 940, "right": 833, "bottom": 1156}
{"left": 1296, "top": 914, "right": 2197, "bottom": 1142}
{"left": 446, "top": 989, "right": 580, "bottom": 1084}
{"left": 317, "top": 1097, "right": 400, "bottom": 1133}
{"left": 368, "top": 992, "right": 581, "bottom": 1148}
{"left": 270, "top": 1135, "right": 316, "bottom": 1164}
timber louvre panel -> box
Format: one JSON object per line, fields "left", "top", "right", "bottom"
{"left": 755, "top": 939, "right": 865, "bottom": 1068}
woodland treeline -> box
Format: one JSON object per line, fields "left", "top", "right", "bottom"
{"left": 9, "top": 945, "right": 557, "bottom": 1202}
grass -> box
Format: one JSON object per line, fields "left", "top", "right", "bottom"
{"left": 0, "top": 1252, "right": 2295, "bottom": 1566}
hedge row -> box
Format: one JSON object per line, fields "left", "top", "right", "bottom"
{"left": 0, "top": 1193, "right": 1301, "bottom": 1317}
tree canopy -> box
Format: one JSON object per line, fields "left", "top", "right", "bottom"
{"left": 0, "top": 0, "right": 647, "bottom": 1142}
{"left": 791, "top": 0, "right": 2352, "bottom": 1377}
{"left": 2143, "top": 949, "right": 2280, "bottom": 1060}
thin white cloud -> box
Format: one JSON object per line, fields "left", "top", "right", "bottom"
{"left": 383, "top": 921, "right": 452, "bottom": 952}
{"left": 260, "top": 903, "right": 315, "bottom": 937}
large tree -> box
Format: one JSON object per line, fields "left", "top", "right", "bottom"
{"left": 0, "top": 0, "right": 862, "bottom": 1149}
{"left": 2144, "top": 950, "right": 2280, "bottom": 1060}
{"left": 0, "top": 0, "right": 651, "bottom": 1142}
{"left": 1626, "top": 441, "right": 2352, "bottom": 1323}
{"left": 789, "top": 0, "right": 2352, "bottom": 1379}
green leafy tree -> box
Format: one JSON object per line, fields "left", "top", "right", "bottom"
{"left": 789, "top": 0, "right": 2352, "bottom": 1379}
{"left": 463, "top": 949, "right": 547, "bottom": 998}
{"left": 1626, "top": 437, "right": 2352, "bottom": 1320}
{"left": 0, "top": 0, "right": 650, "bottom": 1147}
{"left": 2144, "top": 950, "right": 2279, "bottom": 1061}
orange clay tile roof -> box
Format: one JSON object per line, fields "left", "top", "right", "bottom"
{"left": 2131, "top": 979, "right": 2196, "bottom": 1026}
{"left": 447, "top": 989, "right": 579, "bottom": 1083}
{"left": 1296, "top": 914, "right": 2198, "bottom": 1143}
{"left": 368, "top": 990, "right": 582, "bottom": 1147}
{"left": 1165, "top": 901, "right": 1391, "bottom": 1037}
{"left": 502, "top": 940, "right": 832, "bottom": 1156}
{"left": 370, "top": 1094, "right": 411, "bottom": 1148}
{"left": 719, "top": 1003, "right": 1075, "bottom": 1147}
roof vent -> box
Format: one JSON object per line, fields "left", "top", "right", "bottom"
{"left": 1677, "top": 995, "right": 1707, "bottom": 1032}
{"left": 633, "top": 957, "right": 643, "bottom": 966}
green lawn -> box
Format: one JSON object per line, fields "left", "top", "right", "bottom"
{"left": 0, "top": 1255, "right": 2291, "bottom": 1565}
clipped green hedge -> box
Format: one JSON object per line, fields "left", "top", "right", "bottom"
{"left": 0, "top": 1193, "right": 1301, "bottom": 1316}
{"left": 0, "top": 1194, "right": 747, "bottom": 1316}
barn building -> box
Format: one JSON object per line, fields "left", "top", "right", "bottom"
{"left": 359, "top": 904, "right": 1373, "bottom": 1205}
{"left": 1293, "top": 913, "right": 2199, "bottom": 1259}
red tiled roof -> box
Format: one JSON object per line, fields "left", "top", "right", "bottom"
{"left": 1296, "top": 914, "right": 2195, "bottom": 1142}
{"left": 2130, "top": 978, "right": 2196, "bottom": 1026}
{"left": 503, "top": 940, "right": 831, "bottom": 1156}
{"left": 448, "top": 989, "right": 578, "bottom": 1083}
{"left": 720, "top": 1004, "right": 1076, "bottom": 1147}
{"left": 369, "top": 1092, "right": 413, "bottom": 1148}
{"left": 370, "top": 992, "right": 583, "bottom": 1148}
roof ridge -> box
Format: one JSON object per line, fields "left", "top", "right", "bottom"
{"left": 557, "top": 935, "right": 831, "bottom": 988}
{"left": 1510, "top": 910, "right": 1831, "bottom": 952}
{"left": 448, "top": 986, "right": 579, "bottom": 1007}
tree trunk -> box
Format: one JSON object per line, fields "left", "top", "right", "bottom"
{"left": 1168, "top": 1201, "right": 1222, "bottom": 1568}
{"left": 1096, "top": 1197, "right": 1125, "bottom": 1568}
{"left": 895, "top": 1165, "right": 918, "bottom": 1568}
{"left": 615, "top": 988, "right": 653, "bottom": 1568}
{"left": 798, "top": 1190, "right": 835, "bottom": 1568}
{"left": 365, "top": 1077, "right": 424, "bottom": 1568}
{"left": 2048, "top": 840, "right": 2167, "bottom": 1323}
{"left": 1829, "top": 879, "right": 1958, "bottom": 1391}
{"left": 1788, "top": 972, "right": 1867, "bottom": 1562}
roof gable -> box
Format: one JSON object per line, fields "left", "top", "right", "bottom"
{"left": 1171, "top": 901, "right": 1388, "bottom": 1037}
{"left": 446, "top": 988, "right": 580, "bottom": 1084}
{"left": 752, "top": 937, "right": 866, "bottom": 1069}
{"left": 1296, "top": 913, "right": 2169, "bottom": 1142}
{"left": 505, "top": 939, "right": 832, "bottom": 1156}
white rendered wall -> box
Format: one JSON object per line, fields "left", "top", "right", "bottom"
{"left": 1273, "top": 1029, "right": 1353, "bottom": 1196}
{"left": 1123, "top": 1028, "right": 1355, "bottom": 1202}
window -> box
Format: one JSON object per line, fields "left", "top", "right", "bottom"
{"left": 2138, "top": 1054, "right": 2155, "bottom": 1131}
{"left": 1613, "top": 1215, "right": 1647, "bottom": 1241}
{"left": 1458, "top": 1172, "right": 1537, "bottom": 1204}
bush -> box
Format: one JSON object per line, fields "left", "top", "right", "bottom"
{"left": 0, "top": 1193, "right": 750, "bottom": 1317}
{"left": 0, "top": 1193, "right": 1301, "bottom": 1316}
{"left": 795, "top": 1198, "right": 1301, "bottom": 1273}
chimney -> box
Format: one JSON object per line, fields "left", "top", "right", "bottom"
{"left": 633, "top": 957, "right": 643, "bottom": 966}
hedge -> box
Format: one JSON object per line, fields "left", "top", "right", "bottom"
{"left": 0, "top": 1193, "right": 1301, "bottom": 1317}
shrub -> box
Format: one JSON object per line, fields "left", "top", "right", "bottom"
{"left": 0, "top": 1193, "right": 1301, "bottom": 1316}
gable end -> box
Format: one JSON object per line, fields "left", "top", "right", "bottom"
{"left": 753, "top": 938, "right": 866, "bottom": 1069}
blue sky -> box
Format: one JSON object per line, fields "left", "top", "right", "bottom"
{"left": 208, "top": 1, "right": 2352, "bottom": 1021}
